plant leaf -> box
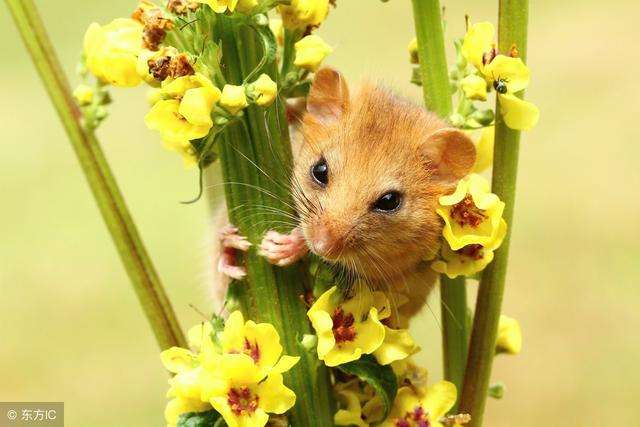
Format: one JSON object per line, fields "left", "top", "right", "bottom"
{"left": 177, "top": 409, "right": 222, "bottom": 427}
{"left": 337, "top": 355, "right": 398, "bottom": 420}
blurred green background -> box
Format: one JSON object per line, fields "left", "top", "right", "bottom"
{"left": 2, "top": 0, "right": 639, "bottom": 425}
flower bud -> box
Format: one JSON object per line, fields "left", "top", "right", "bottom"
{"left": 294, "top": 35, "right": 332, "bottom": 72}
{"left": 496, "top": 314, "right": 522, "bottom": 355}
{"left": 300, "top": 334, "right": 318, "bottom": 351}
{"left": 248, "top": 74, "right": 278, "bottom": 107}
{"left": 488, "top": 382, "right": 506, "bottom": 399}
{"left": 219, "top": 84, "right": 249, "bottom": 115}
{"left": 408, "top": 37, "right": 419, "bottom": 64}
{"left": 73, "top": 84, "right": 94, "bottom": 106}
{"left": 461, "top": 74, "right": 488, "bottom": 101}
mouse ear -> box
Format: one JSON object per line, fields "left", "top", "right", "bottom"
{"left": 307, "top": 67, "right": 349, "bottom": 125}
{"left": 422, "top": 128, "right": 477, "bottom": 182}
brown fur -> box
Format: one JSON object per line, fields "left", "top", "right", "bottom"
{"left": 293, "top": 68, "right": 476, "bottom": 321}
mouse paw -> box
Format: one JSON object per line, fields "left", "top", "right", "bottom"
{"left": 259, "top": 228, "right": 308, "bottom": 267}
{"left": 218, "top": 225, "right": 251, "bottom": 280}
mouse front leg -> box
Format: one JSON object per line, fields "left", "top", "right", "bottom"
{"left": 259, "top": 228, "right": 309, "bottom": 267}
{"left": 218, "top": 225, "right": 252, "bottom": 279}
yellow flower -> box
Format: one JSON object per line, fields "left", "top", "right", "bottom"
{"left": 220, "top": 84, "right": 249, "bottom": 115}
{"left": 462, "top": 22, "right": 540, "bottom": 130}
{"left": 294, "top": 35, "right": 332, "bottom": 71}
{"left": 162, "top": 73, "right": 222, "bottom": 127}
{"left": 278, "top": 0, "right": 329, "bottom": 30}
{"left": 496, "top": 314, "right": 522, "bottom": 355}
{"left": 307, "top": 286, "right": 386, "bottom": 367}
{"left": 145, "top": 73, "right": 220, "bottom": 161}
{"left": 373, "top": 327, "right": 420, "bottom": 366}
{"left": 461, "top": 74, "right": 487, "bottom": 101}
{"left": 408, "top": 37, "right": 419, "bottom": 64}
{"left": 247, "top": 74, "right": 278, "bottom": 107}
{"left": 472, "top": 126, "right": 494, "bottom": 173}
{"left": 436, "top": 173, "right": 507, "bottom": 251}
{"left": 381, "top": 382, "right": 457, "bottom": 427}
{"left": 236, "top": 0, "right": 258, "bottom": 13}
{"left": 335, "top": 388, "right": 369, "bottom": 427}
{"left": 165, "top": 396, "right": 211, "bottom": 427}
{"left": 195, "top": 0, "right": 239, "bottom": 13}
{"left": 83, "top": 18, "right": 143, "bottom": 87}
{"left": 220, "top": 311, "right": 300, "bottom": 378}
{"left": 161, "top": 316, "right": 300, "bottom": 427}
{"left": 73, "top": 84, "right": 94, "bottom": 105}
{"left": 207, "top": 354, "right": 297, "bottom": 427}
{"left": 269, "top": 18, "right": 284, "bottom": 46}
{"left": 334, "top": 380, "right": 383, "bottom": 426}
{"left": 145, "top": 99, "right": 210, "bottom": 143}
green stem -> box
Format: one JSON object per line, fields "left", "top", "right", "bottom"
{"left": 410, "top": 0, "right": 452, "bottom": 118}
{"left": 5, "top": 0, "right": 186, "bottom": 350}
{"left": 411, "top": 0, "right": 469, "bottom": 393}
{"left": 214, "top": 17, "right": 334, "bottom": 426}
{"left": 458, "top": 1, "right": 529, "bottom": 424}
{"left": 440, "top": 276, "right": 468, "bottom": 407}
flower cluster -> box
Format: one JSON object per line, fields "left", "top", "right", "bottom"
{"left": 160, "top": 311, "right": 300, "bottom": 427}
{"left": 460, "top": 22, "right": 539, "bottom": 131}
{"left": 307, "top": 286, "right": 420, "bottom": 367}
{"left": 431, "top": 174, "right": 507, "bottom": 279}
{"left": 409, "top": 20, "right": 539, "bottom": 176}
{"left": 302, "top": 285, "right": 471, "bottom": 426}
{"left": 78, "top": 0, "right": 333, "bottom": 169}
{"left": 334, "top": 361, "right": 463, "bottom": 427}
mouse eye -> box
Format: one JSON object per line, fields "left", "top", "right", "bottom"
{"left": 311, "top": 158, "right": 329, "bottom": 187}
{"left": 373, "top": 191, "right": 402, "bottom": 212}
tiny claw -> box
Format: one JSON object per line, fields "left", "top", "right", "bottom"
{"left": 217, "top": 224, "right": 251, "bottom": 280}
{"left": 220, "top": 225, "right": 252, "bottom": 251}
{"left": 259, "top": 228, "right": 308, "bottom": 267}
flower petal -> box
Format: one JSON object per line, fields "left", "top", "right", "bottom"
{"left": 498, "top": 93, "right": 540, "bottom": 130}
{"left": 421, "top": 381, "right": 457, "bottom": 421}
{"left": 461, "top": 22, "right": 495, "bottom": 71}
{"left": 271, "top": 355, "right": 300, "bottom": 373}
{"left": 373, "top": 327, "right": 420, "bottom": 365}
{"left": 161, "top": 347, "right": 195, "bottom": 374}
{"left": 257, "top": 373, "right": 297, "bottom": 414}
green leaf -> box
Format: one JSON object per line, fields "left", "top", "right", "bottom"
{"left": 338, "top": 355, "right": 398, "bottom": 420}
{"left": 177, "top": 409, "right": 222, "bottom": 427}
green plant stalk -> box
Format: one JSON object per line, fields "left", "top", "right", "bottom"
{"left": 440, "top": 276, "right": 468, "bottom": 406}
{"left": 410, "top": 0, "right": 453, "bottom": 117}
{"left": 214, "top": 17, "right": 334, "bottom": 426}
{"left": 411, "top": 0, "right": 469, "bottom": 394}
{"left": 458, "top": 1, "right": 529, "bottom": 424}
{"left": 6, "top": 0, "right": 186, "bottom": 350}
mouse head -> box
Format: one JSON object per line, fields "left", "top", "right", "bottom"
{"left": 293, "top": 68, "right": 476, "bottom": 282}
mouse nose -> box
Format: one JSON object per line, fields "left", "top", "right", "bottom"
{"left": 310, "top": 222, "right": 344, "bottom": 258}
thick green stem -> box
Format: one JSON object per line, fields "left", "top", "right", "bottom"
{"left": 440, "top": 276, "right": 468, "bottom": 406}
{"left": 214, "top": 17, "right": 334, "bottom": 426}
{"left": 6, "top": 0, "right": 185, "bottom": 350}
{"left": 411, "top": 0, "right": 469, "bottom": 393}
{"left": 410, "top": 0, "right": 452, "bottom": 117}
{"left": 458, "top": 1, "right": 529, "bottom": 424}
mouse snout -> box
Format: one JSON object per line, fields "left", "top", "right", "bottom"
{"left": 309, "top": 222, "right": 346, "bottom": 258}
